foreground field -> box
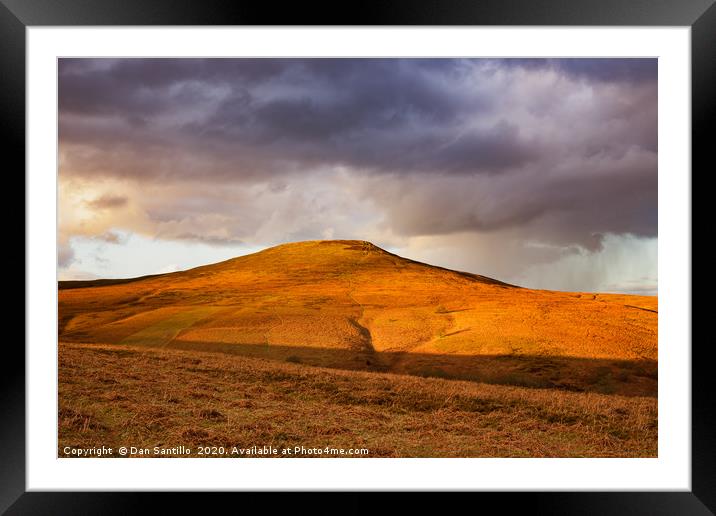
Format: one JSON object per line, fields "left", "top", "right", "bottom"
{"left": 59, "top": 240, "right": 658, "bottom": 397}
{"left": 59, "top": 342, "right": 657, "bottom": 458}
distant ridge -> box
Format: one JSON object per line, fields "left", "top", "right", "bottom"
{"left": 59, "top": 274, "right": 162, "bottom": 290}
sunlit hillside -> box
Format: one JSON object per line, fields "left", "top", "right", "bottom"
{"left": 59, "top": 240, "right": 657, "bottom": 397}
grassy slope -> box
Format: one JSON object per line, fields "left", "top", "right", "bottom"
{"left": 58, "top": 240, "right": 658, "bottom": 396}
{"left": 59, "top": 342, "right": 657, "bottom": 458}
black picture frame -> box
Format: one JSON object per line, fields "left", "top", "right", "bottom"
{"left": 3, "top": 0, "right": 711, "bottom": 513}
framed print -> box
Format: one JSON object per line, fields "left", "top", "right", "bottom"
{"left": 4, "top": 0, "right": 712, "bottom": 513}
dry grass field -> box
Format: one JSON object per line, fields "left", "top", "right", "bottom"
{"left": 59, "top": 342, "right": 656, "bottom": 457}
{"left": 58, "top": 240, "right": 657, "bottom": 457}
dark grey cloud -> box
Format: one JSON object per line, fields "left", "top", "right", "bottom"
{"left": 58, "top": 58, "right": 291, "bottom": 116}
{"left": 59, "top": 58, "right": 539, "bottom": 178}
{"left": 86, "top": 194, "right": 128, "bottom": 210}
{"left": 367, "top": 148, "right": 656, "bottom": 252}
{"left": 59, "top": 58, "right": 657, "bottom": 262}
{"left": 495, "top": 58, "right": 657, "bottom": 84}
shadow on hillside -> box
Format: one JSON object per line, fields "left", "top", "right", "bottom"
{"left": 117, "top": 339, "right": 659, "bottom": 398}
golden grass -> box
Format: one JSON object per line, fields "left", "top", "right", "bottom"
{"left": 59, "top": 342, "right": 657, "bottom": 458}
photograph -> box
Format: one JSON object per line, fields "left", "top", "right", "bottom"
{"left": 57, "top": 57, "right": 658, "bottom": 459}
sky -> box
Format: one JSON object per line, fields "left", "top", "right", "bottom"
{"left": 58, "top": 58, "right": 657, "bottom": 294}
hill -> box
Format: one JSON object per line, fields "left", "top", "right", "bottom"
{"left": 58, "top": 240, "right": 657, "bottom": 396}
